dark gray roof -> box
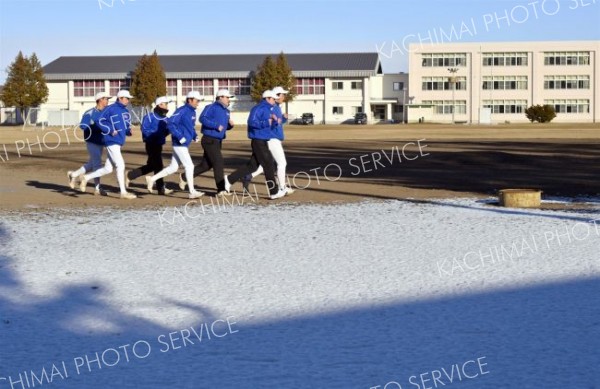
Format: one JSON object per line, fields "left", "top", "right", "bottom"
{"left": 43, "top": 53, "right": 382, "bottom": 80}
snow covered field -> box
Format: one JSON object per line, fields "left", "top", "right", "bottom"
{"left": 1, "top": 199, "right": 599, "bottom": 388}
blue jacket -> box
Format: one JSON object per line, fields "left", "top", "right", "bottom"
{"left": 272, "top": 103, "right": 287, "bottom": 141}
{"left": 98, "top": 101, "right": 132, "bottom": 146}
{"left": 79, "top": 107, "right": 105, "bottom": 145}
{"left": 167, "top": 103, "right": 198, "bottom": 147}
{"left": 247, "top": 100, "right": 276, "bottom": 140}
{"left": 200, "top": 101, "right": 233, "bottom": 140}
{"left": 141, "top": 110, "right": 169, "bottom": 145}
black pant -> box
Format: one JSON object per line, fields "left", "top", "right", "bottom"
{"left": 189, "top": 136, "right": 225, "bottom": 191}
{"left": 128, "top": 143, "right": 165, "bottom": 189}
{"left": 228, "top": 139, "right": 277, "bottom": 195}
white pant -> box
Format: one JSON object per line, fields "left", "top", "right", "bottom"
{"left": 71, "top": 142, "right": 104, "bottom": 188}
{"left": 150, "top": 146, "right": 196, "bottom": 193}
{"left": 252, "top": 139, "right": 287, "bottom": 189}
{"left": 84, "top": 144, "right": 126, "bottom": 193}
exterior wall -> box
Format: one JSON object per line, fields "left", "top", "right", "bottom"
{"left": 409, "top": 40, "right": 600, "bottom": 123}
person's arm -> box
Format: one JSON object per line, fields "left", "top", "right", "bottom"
{"left": 167, "top": 111, "right": 185, "bottom": 142}
{"left": 199, "top": 105, "right": 219, "bottom": 130}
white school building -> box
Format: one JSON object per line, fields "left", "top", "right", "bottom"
{"left": 407, "top": 40, "right": 600, "bottom": 124}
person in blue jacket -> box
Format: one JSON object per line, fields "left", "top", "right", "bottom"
{"left": 125, "top": 96, "right": 173, "bottom": 195}
{"left": 243, "top": 86, "right": 294, "bottom": 195}
{"left": 224, "top": 90, "right": 285, "bottom": 200}
{"left": 67, "top": 91, "right": 111, "bottom": 196}
{"left": 178, "top": 88, "right": 235, "bottom": 197}
{"left": 79, "top": 90, "right": 137, "bottom": 200}
{"left": 145, "top": 91, "right": 204, "bottom": 199}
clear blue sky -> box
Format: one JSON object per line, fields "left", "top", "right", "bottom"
{"left": 0, "top": 0, "right": 599, "bottom": 83}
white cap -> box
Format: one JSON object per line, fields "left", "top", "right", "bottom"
{"left": 94, "top": 92, "right": 111, "bottom": 101}
{"left": 272, "top": 86, "right": 288, "bottom": 95}
{"left": 216, "top": 89, "right": 235, "bottom": 98}
{"left": 262, "top": 90, "right": 278, "bottom": 99}
{"left": 154, "top": 96, "right": 171, "bottom": 106}
{"left": 117, "top": 90, "right": 133, "bottom": 99}
{"left": 186, "top": 91, "right": 204, "bottom": 101}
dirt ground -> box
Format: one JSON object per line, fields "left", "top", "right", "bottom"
{"left": 1, "top": 122, "right": 600, "bottom": 211}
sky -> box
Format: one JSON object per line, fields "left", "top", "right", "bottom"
{"left": 0, "top": 0, "right": 599, "bottom": 83}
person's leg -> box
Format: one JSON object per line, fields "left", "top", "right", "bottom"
{"left": 202, "top": 137, "right": 226, "bottom": 192}
{"left": 267, "top": 139, "right": 287, "bottom": 190}
{"left": 128, "top": 142, "right": 154, "bottom": 182}
{"left": 251, "top": 139, "right": 279, "bottom": 196}
{"left": 148, "top": 153, "right": 178, "bottom": 184}
{"left": 179, "top": 137, "right": 213, "bottom": 189}
{"left": 89, "top": 143, "right": 104, "bottom": 189}
{"left": 80, "top": 152, "right": 113, "bottom": 192}
{"left": 106, "top": 144, "right": 127, "bottom": 194}
{"left": 227, "top": 152, "right": 260, "bottom": 186}
{"left": 173, "top": 146, "right": 202, "bottom": 197}
{"left": 147, "top": 143, "right": 165, "bottom": 190}
{"left": 250, "top": 165, "right": 264, "bottom": 179}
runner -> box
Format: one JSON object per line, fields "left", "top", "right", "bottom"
{"left": 145, "top": 91, "right": 204, "bottom": 199}
{"left": 67, "top": 91, "right": 111, "bottom": 196}
{"left": 125, "top": 96, "right": 173, "bottom": 195}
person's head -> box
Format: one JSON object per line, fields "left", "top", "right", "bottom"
{"left": 116, "top": 90, "right": 133, "bottom": 105}
{"left": 94, "top": 92, "right": 111, "bottom": 109}
{"left": 154, "top": 96, "right": 171, "bottom": 114}
{"left": 272, "top": 86, "right": 288, "bottom": 104}
{"left": 185, "top": 91, "right": 204, "bottom": 108}
{"left": 262, "top": 90, "right": 277, "bottom": 105}
{"left": 215, "top": 89, "right": 235, "bottom": 106}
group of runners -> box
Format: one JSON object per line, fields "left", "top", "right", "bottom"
{"left": 67, "top": 87, "right": 294, "bottom": 200}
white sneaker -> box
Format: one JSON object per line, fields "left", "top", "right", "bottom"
{"left": 94, "top": 188, "right": 108, "bottom": 196}
{"left": 120, "top": 192, "right": 137, "bottom": 200}
{"left": 189, "top": 190, "right": 204, "bottom": 199}
{"left": 158, "top": 187, "right": 174, "bottom": 195}
{"left": 125, "top": 170, "right": 131, "bottom": 188}
{"left": 178, "top": 174, "right": 187, "bottom": 191}
{"left": 79, "top": 176, "right": 88, "bottom": 193}
{"left": 145, "top": 176, "right": 154, "bottom": 193}
{"left": 224, "top": 175, "right": 232, "bottom": 193}
{"left": 269, "top": 188, "right": 286, "bottom": 200}
{"left": 216, "top": 190, "right": 232, "bottom": 198}
{"left": 283, "top": 186, "right": 295, "bottom": 196}
{"left": 67, "top": 171, "right": 77, "bottom": 189}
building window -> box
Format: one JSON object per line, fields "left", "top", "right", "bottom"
{"left": 296, "top": 78, "right": 325, "bottom": 95}
{"left": 74, "top": 80, "right": 106, "bottom": 97}
{"left": 351, "top": 81, "right": 363, "bottom": 90}
{"left": 182, "top": 79, "right": 214, "bottom": 96}
{"left": 544, "top": 52, "right": 590, "bottom": 66}
{"left": 166, "top": 79, "right": 177, "bottom": 96}
{"left": 544, "top": 75, "right": 590, "bottom": 89}
{"left": 352, "top": 106, "right": 363, "bottom": 114}
{"left": 545, "top": 99, "right": 590, "bottom": 113}
{"left": 332, "top": 81, "right": 344, "bottom": 90}
{"left": 393, "top": 82, "right": 404, "bottom": 91}
{"left": 422, "top": 77, "right": 467, "bottom": 91}
{"left": 482, "top": 52, "right": 528, "bottom": 67}
{"left": 421, "top": 53, "right": 467, "bottom": 67}
{"left": 332, "top": 106, "right": 344, "bottom": 115}
{"left": 108, "top": 79, "right": 130, "bottom": 96}
{"left": 394, "top": 105, "right": 404, "bottom": 113}
{"left": 482, "top": 100, "right": 528, "bottom": 114}
{"left": 218, "top": 79, "right": 250, "bottom": 95}
{"left": 422, "top": 100, "right": 467, "bottom": 114}
{"left": 482, "top": 76, "right": 528, "bottom": 90}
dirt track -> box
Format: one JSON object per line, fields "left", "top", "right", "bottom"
{"left": 1, "top": 123, "right": 600, "bottom": 211}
